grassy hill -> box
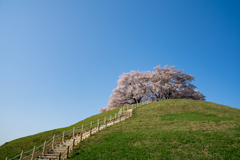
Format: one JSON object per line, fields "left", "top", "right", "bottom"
{"left": 69, "top": 99, "right": 240, "bottom": 160}
{"left": 1, "top": 99, "right": 240, "bottom": 159}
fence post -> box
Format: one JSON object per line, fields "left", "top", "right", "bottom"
{"left": 5, "top": 157, "right": 9, "bottom": 160}
{"left": 52, "top": 135, "right": 55, "bottom": 148}
{"left": 98, "top": 119, "right": 99, "bottom": 131}
{"left": 113, "top": 114, "right": 115, "bottom": 124}
{"left": 105, "top": 117, "right": 107, "bottom": 127}
{"left": 58, "top": 153, "right": 61, "bottom": 160}
{"left": 97, "top": 119, "right": 100, "bottom": 131}
{"left": 73, "top": 127, "right": 75, "bottom": 137}
{"left": 110, "top": 115, "right": 112, "bottom": 122}
{"left": 82, "top": 124, "right": 84, "bottom": 133}
{"left": 62, "top": 131, "right": 65, "bottom": 143}
{"left": 72, "top": 139, "right": 75, "bottom": 150}
{"left": 31, "top": 146, "right": 36, "bottom": 160}
{"left": 90, "top": 121, "right": 92, "bottom": 136}
{"left": 120, "top": 115, "right": 121, "bottom": 121}
{"left": 42, "top": 141, "right": 47, "bottom": 155}
{"left": 66, "top": 146, "right": 69, "bottom": 159}
{"left": 80, "top": 131, "right": 82, "bottom": 142}
{"left": 19, "top": 150, "right": 24, "bottom": 160}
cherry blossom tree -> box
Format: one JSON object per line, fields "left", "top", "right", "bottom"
{"left": 100, "top": 65, "right": 205, "bottom": 112}
{"left": 99, "top": 70, "right": 151, "bottom": 112}
{"left": 150, "top": 65, "right": 203, "bottom": 100}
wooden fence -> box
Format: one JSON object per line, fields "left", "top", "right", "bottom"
{"left": 6, "top": 101, "right": 150, "bottom": 160}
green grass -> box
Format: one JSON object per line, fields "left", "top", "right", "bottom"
{"left": 69, "top": 99, "right": 240, "bottom": 160}
{"left": 0, "top": 106, "right": 123, "bottom": 160}
{"left": 1, "top": 99, "right": 240, "bottom": 160}
{"left": 159, "top": 111, "right": 234, "bottom": 121}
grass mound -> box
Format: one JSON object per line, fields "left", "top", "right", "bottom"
{"left": 69, "top": 99, "right": 240, "bottom": 160}
{"left": 1, "top": 99, "right": 239, "bottom": 160}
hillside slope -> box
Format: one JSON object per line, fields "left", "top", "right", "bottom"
{"left": 0, "top": 106, "right": 122, "bottom": 160}
{"left": 69, "top": 99, "right": 240, "bottom": 159}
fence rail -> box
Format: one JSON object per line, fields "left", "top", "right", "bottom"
{"left": 6, "top": 101, "right": 150, "bottom": 160}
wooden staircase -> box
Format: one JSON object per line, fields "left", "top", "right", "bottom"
{"left": 36, "top": 109, "right": 132, "bottom": 160}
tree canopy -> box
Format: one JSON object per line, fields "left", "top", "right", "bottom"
{"left": 100, "top": 65, "right": 205, "bottom": 112}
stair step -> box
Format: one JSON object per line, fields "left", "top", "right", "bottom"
{"left": 41, "top": 154, "right": 60, "bottom": 157}
{"left": 37, "top": 157, "right": 65, "bottom": 160}
{"left": 51, "top": 148, "right": 68, "bottom": 151}
{"left": 47, "top": 151, "right": 62, "bottom": 154}
{"left": 57, "top": 144, "right": 69, "bottom": 147}
{"left": 39, "top": 155, "right": 65, "bottom": 158}
{"left": 36, "top": 158, "right": 61, "bottom": 160}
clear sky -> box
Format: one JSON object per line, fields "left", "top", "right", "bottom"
{"left": 0, "top": 0, "right": 240, "bottom": 146}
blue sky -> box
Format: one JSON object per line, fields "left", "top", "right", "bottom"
{"left": 0, "top": 0, "right": 239, "bottom": 146}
